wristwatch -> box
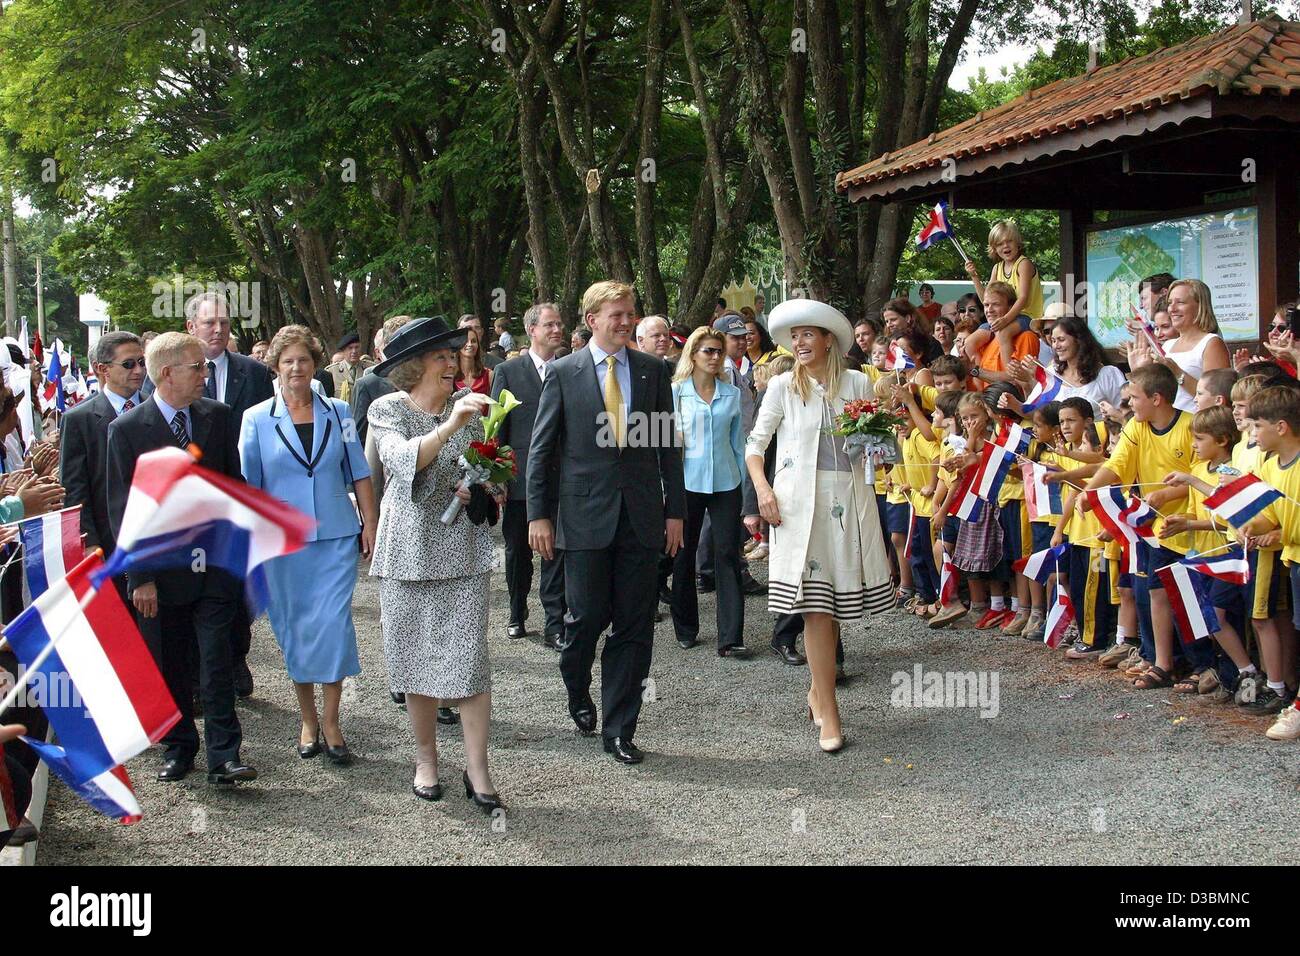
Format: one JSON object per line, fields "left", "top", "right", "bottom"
{"left": 970, "top": 367, "right": 981, "bottom": 379}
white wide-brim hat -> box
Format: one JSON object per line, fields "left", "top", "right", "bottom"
{"left": 767, "top": 298, "right": 855, "bottom": 356}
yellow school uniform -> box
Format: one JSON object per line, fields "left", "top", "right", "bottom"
{"left": 1231, "top": 437, "right": 1262, "bottom": 475}
{"left": 901, "top": 429, "right": 941, "bottom": 519}
{"left": 1254, "top": 449, "right": 1300, "bottom": 567}
{"left": 1185, "top": 459, "right": 1235, "bottom": 556}
{"left": 1103, "top": 411, "right": 1196, "bottom": 553}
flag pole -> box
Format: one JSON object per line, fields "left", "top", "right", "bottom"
{"left": 1028, "top": 356, "right": 1083, "bottom": 389}
{"left": 948, "top": 233, "right": 971, "bottom": 263}
{"left": 1152, "top": 539, "right": 1240, "bottom": 575}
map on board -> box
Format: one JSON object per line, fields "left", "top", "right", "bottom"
{"left": 1085, "top": 207, "right": 1259, "bottom": 347}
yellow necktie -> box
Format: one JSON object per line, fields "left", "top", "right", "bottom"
{"left": 604, "top": 355, "right": 625, "bottom": 448}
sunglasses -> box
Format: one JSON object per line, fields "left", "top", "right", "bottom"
{"left": 168, "top": 361, "right": 207, "bottom": 373}
{"left": 958, "top": 307, "right": 981, "bottom": 314}
{"left": 108, "top": 358, "right": 145, "bottom": 370}
{"left": 699, "top": 347, "right": 724, "bottom": 357}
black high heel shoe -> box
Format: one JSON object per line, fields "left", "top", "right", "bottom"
{"left": 298, "top": 733, "right": 322, "bottom": 759}
{"left": 323, "top": 732, "right": 354, "bottom": 766}
{"left": 462, "top": 770, "right": 504, "bottom": 815}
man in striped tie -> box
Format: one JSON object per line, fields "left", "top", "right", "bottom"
{"left": 106, "top": 331, "right": 256, "bottom": 786}
{"left": 60, "top": 331, "right": 146, "bottom": 597}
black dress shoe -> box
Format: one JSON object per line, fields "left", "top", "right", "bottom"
{"left": 741, "top": 572, "right": 767, "bottom": 595}
{"left": 697, "top": 574, "right": 716, "bottom": 593}
{"left": 297, "top": 735, "right": 322, "bottom": 759}
{"left": 771, "top": 644, "right": 806, "bottom": 666}
{"left": 390, "top": 691, "right": 407, "bottom": 706}
{"left": 234, "top": 659, "right": 254, "bottom": 699}
{"left": 677, "top": 637, "right": 699, "bottom": 649}
{"left": 207, "top": 760, "right": 258, "bottom": 785}
{"left": 463, "top": 771, "right": 505, "bottom": 815}
{"left": 324, "top": 738, "right": 354, "bottom": 765}
{"left": 718, "top": 644, "right": 751, "bottom": 659}
{"left": 569, "top": 694, "right": 597, "bottom": 736}
{"left": 506, "top": 622, "right": 527, "bottom": 640}
{"left": 157, "top": 758, "right": 193, "bottom": 782}
{"left": 659, "top": 585, "right": 673, "bottom": 605}
{"left": 543, "top": 631, "right": 564, "bottom": 651}
{"left": 603, "top": 736, "right": 644, "bottom": 765}
{"left": 437, "top": 707, "right": 460, "bottom": 726}
{"left": 412, "top": 782, "right": 443, "bottom": 801}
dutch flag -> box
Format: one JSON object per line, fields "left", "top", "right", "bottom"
{"left": 1013, "top": 543, "right": 1068, "bottom": 585}
{"left": 1156, "top": 562, "right": 1222, "bottom": 645}
{"left": 21, "top": 736, "right": 142, "bottom": 824}
{"left": 1204, "top": 473, "right": 1284, "bottom": 529}
{"left": 916, "top": 200, "right": 956, "bottom": 250}
{"left": 18, "top": 507, "right": 84, "bottom": 599}
{"left": 1021, "top": 365, "right": 1062, "bottom": 414}
{"left": 3, "top": 551, "right": 180, "bottom": 784}
{"left": 1088, "top": 486, "right": 1158, "bottom": 575}
{"left": 887, "top": 341, "right": 915, "bottom": 372}
{"left": 948, "top": 460, "right": 984, "bottom": 522}
{"left": 939, "top": 550, "right": 958, "bottom": 606}
{"left": 1181, "top": 546, "right": 1250, "bottom": 585}
{"left": 1022, "top": 461, "right": 1064, "bottom": 521}
{"left": 1044, "top": 583, "right": 1075, "bottom": 649}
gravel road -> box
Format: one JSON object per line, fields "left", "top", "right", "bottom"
{"left": 37, "top": 546, "right": 1300, "bottom": 865}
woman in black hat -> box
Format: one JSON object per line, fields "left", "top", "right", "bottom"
{"left": 367, "top": 317, "right": 506, "bottom": 812}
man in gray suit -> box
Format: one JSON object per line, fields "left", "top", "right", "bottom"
{"left": 492, "top": 303, "right": 567, "bottom": 648}
{"left": 528, "top": 281, "right": 684, "bottom": 765}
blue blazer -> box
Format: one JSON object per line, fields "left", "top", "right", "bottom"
{"left": 239, "top": 393, "right": 371, "bottom": 542}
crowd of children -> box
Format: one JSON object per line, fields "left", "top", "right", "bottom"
{"left": 865, "top": 221, "right": 1300, "bottom": 745}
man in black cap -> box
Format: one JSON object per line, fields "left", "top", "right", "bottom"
{"left": 324, "top": 332, "right": 374, "bottom": 404}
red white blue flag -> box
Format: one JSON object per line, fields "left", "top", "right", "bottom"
{"left": 1044, "top": 583, "right": 1074, "bottom": 648}
{"left": 1157, "top": 562, "right": 1222, "bottom": 645}
{"left": 3, "top": 551, "right": 179, "bottom": 783}
{"left": 93, "top": 446, "right": 315, "bottom": 613}
{"left": 886, "top": 341, "right": 915, "bottom": 371}
{"left": 18, "top": 506, "right": 83, "bottom": 599}
{"left": 916, "top": 201, "right": 956, "bottom": 250}
{"left": 939, "top": 550, "right": 958, "bottom": 606}
{"left": 1088, "top": 486, "right": 1158, "bottom": 574}
{"left": 1022, "top": 461, "right": 1064, "bottom": 521}
{"left": 1021, "top": 365, "right": 1062, "bottom": 413}
{"left": 1181, "top": 546, "right": 1250, "bottom": 585}
{"left": 1013, "top": 543, "right": 1068, "bottom": 585}
{"left": 22, "top": 736, "right": 141, "bottom": 824}
{"left": 1204, "top": 473, "right": 1284, "bottom": 529}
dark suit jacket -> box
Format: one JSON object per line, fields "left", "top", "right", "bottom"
{"left": 59, "top": 392, "right": 121, "bottom": 554}
{"left": 527, "top": 345, "right": 684, "bottom": 551}
{"left": 350, "top": 369, "right": 395, "bottom": 447}
{"left": 491, "top": 353, "right": 558, "bottom": 503}
{"left": 141, "top": 352, "right": 274, "bottom": 427}
{"left": 106, "top": 397, "right": 243, "bottom": 604}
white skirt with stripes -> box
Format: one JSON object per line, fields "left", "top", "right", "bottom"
{"left": 767, "top": 469, "right": 895, "bottom": 623}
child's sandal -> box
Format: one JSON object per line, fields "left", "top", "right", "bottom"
{"left": 1173, "top": 672, "right": 1201, "bottom": 694}
{"left": 1133, "top": 665, "right": 1173, "bottom": 690}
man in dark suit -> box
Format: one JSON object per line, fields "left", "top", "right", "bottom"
{"left": 492, "top": 303, "right": 567, "bottom": 649}
{"left": 183, "top": 293, "right": 274, "bottom": 698}
{"left": 59, "top": 331, "right": 146, "bottom": 596}
{"left": 107, "top": 331, "right": 257, "bottom": 786}
{"left": 528, "top": 281, "right": 684, "bottom": 765}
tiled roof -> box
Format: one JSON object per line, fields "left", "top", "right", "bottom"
{"left": 837, "top": 16, "right": 1300, "bottom": 196}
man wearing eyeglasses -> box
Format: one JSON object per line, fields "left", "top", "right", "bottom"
{"left": 59, "top": 331, "right": 146, "bottom": 594}
{"left": 107, "top": 331, "right": 256, "bottom": 787}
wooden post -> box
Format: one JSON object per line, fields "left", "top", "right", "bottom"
{"left": 1, "top": 190, "right": 15, "bottom": 340}
{"left": 1059, "top": 207, "right": 1093, "bottom": 318}
{"left": 1256, "top": 147, "right": 1298, "bottom": 341}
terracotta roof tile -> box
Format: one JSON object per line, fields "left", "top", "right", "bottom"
{"left": 838, "top": 16, "right": 1297, "bottom": 195}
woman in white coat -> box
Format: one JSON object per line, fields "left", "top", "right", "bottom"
{"left": 745, "top": 300, "right": 895, "bottom": 753}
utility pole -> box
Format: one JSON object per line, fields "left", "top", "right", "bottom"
{"left": 35, "top": 254, "right": 44, "bottom": 340}
{"left": 2, "top": 189, "right": 15, "bottom": 339}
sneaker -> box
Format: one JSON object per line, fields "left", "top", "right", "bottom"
{"left": 1098, "top": 642, "right": 1131, "bottom": 668}
{"left": 1065, "top": 641, "right": 1105, "bottom": 660}
{"left": 1266, "top": 706, "right": 1300, "bottom": 740}
{"left": 1234, "top": 672, "right": 1262, "bottom": 706}
{"left": 749, "top": 543, "right": 768, "bottom": 561}
{"left": 743, "top": 537, "right": 759, "bottom": 556}
{"left": 1243, "top": 686, "right": 1293, "bottom": 716}
{"left": 928, "top": 603, "right": 969, "bottom": 628}
{"left": 1001, "top": 610, "right": 1030, "bottom": 635}
{"left": 1198, "top": 684, "right": 1233, "bottom": 705}
{"left": 974, "top": 608, "right": 1008, "bottom": 630}
{"left": 1021, "top": 613, "right": 1045, "bottom": 642}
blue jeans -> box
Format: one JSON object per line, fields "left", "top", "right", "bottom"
{"left": 908, "top": 516, "right": 939, "bottom": 603}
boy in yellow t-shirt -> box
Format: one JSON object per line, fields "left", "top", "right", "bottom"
{"left": 1050, "top": 399, "right": 1111, "bottom": 654}
{"left": 894, "top": 382, "right": 943, "bottom": 617}
{"left": 1084, "top": 365, "right": 1194, "bottom": 690}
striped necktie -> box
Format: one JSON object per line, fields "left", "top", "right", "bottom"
{"left": 170, "top": 410, "right": 189, "bottom": 448}
{"left": 122, "top": 399, "right": 134, "bottom": 413}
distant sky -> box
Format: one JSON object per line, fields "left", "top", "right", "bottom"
{"left": 949, "top": 40, "right": 1042, "bottom": 91}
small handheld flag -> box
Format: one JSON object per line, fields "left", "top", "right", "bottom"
{"left": 1088, "top": 486, "right": 1158, "bottom": 575}
{"left": 22, "top": 737, "right": 142, "bottom": 824}
{"left": 1021, "top": 365, "right": 1062, "bottom": 414}
{"left": 1022, "top": 462, "right": 1064, "bottom": 521}
{"left": 1013, "top": 543, "right": 1068, "bottom": 585}
{"left": 915, "top": 200, "right": 970, "bottom": 261}
{"left": 1204, "top": 473, "right": 1284, "bottom": 529}
{"left": 1157, "top": 562, "right": 1222, "bottom": 645}
{"left": 18, "top": 506, "right": 83, "bottom": 600}
{"left": 1044, "top": 583, "right": 1075, "bottom": 648}
{"left": 1134, "top": 305, "right": 1166, "bottom": 357}
{"left": 886, "top": 341, "right": 915, "bottom": 372}
{"left": 939, "top": 551, "right": 958, "bottom": 606}
{"left": 1181, "top": 546, "right": 1250, "bottom": 585}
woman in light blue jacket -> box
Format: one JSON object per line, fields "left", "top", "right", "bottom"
{"left": 670, "top": 327, "right": 747, "bottom": 656}
{"left": 240, "top": 325, "right": 376, "bottom": 764}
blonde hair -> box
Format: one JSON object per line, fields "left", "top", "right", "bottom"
{"left": 957, "top": 390, "right": 993, "bottom": 438}
{"left": 673, "top": 327, "right": 727, "bottom": 384}
{"left": 145, "top": 331, "right": 203, "bottom": 384}
{"left": 1231, "top": 373, "right": 1273, "bottom": 404}
{"left": 788, "top": 328, "right": 845, "bottom": 402}
{"left": 984, "top": 281, "right": 1016, "bottom": 308}
{"left": 754, "top": 353, "right": 795, "bottom": 390}
{"left": 986, "top": 220, "right": 1024, "bottom": 260}
{"left": 1168, "top": 278, "right": 1219, "bottom": 334}
{"left": 581, "top": 280, "right": 635, "bottom": 319}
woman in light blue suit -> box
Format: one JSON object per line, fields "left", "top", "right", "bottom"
{"left": 240, "top": 325, "right": 377, "bottom": 765}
